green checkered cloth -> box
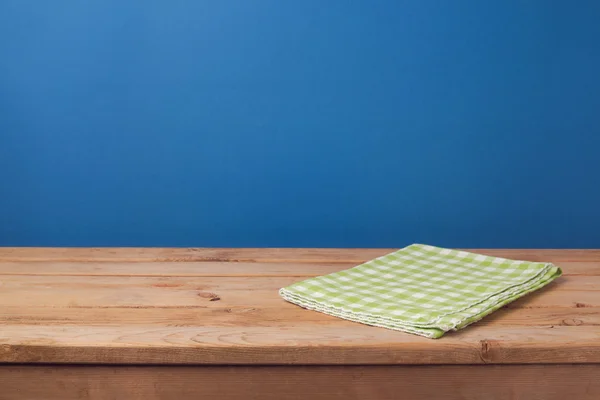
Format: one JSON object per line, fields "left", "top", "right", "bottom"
{"left": 279, "top": 244, "right": 561, "bottom": 338}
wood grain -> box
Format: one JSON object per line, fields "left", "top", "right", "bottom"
{"left": 1, "top": 247, "right": 599, "bottom": 263}
{"left": 1, "top": 325, "right": 599, "bottom": 364}
{"left": 0, "top": 261, "right": 358, "bottom": 277}
{"left": 0, "top": 274, "right": 594, "bottom": 310}
{"left": 0, "top": 248, "right": 598, "bottom": 367}
{"left": 0, "top": 260, "right": 597, "bottom": 276}
{"left": 1, "top": 304, "right": 598, "bottom": 327}
{"left": 0, "top": 364, "right": 598, "bottom": 400}
{"left": 13, "top": 284, "right": 597, "bottom": 311}
{"left": 0, "top": 248, "right": 397, "bottom": 263}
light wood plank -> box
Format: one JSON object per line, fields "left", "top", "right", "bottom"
{"left": 0, "top": 260, "right": 597, "bottom": 276}
{"left": 0, "top": 276, "right": 298, "bottom": 309}
{"left": 0, "top": 261, "right": 359, "bottom": 277}
{"left": 0, "top": 325, "right": 599, "bottom": 364}
{"left": 0, "top": 275, "right": 593, "bottom": 312}
{"left": 550, "top": 275, "right": 600, "bottom": 290}
{"left": 472, "top": 249, "right": 600, "bottom": 262}
{"left": 474, "top": 306, "right": 600, "bottom": 326}
{"left": 0, "top": 248, "right": 397, "bottom": 263}
{"left": 507, "top": 289, "right": 600, "bottom": 308}
{"left": 1, "top": 247, "right": 599, "bottom": 263}
{"left": 1, "top": 364, "right": 598, "bottom": 400}
{"left": 0, "top": 304, "right": 598, "bottom": 327}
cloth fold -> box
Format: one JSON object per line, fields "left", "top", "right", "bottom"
{"left": 279, "top": 244, "right": 562, "bottom": 338}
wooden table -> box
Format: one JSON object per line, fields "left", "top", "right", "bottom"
{"left": 0, "top": 248, "right": 598, "bottom": 399}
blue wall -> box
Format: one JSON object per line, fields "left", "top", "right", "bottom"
{"left": 1, "top": 1, "right": 599, "bottom": 248}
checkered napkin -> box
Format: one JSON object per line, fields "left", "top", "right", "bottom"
{"left": 279, "top": 244, "right": 561, "bottom": 338}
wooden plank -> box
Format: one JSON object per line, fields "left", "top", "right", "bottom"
{"left": 551, "top": 276, "right": 600, "bottom": 291}
{"left": 0, "top": 248, "right": 397, "bottom": 263}
{"left": 0, "top": 275, "right": 594, "bottom": 312}
{"left": 475, "top": 306, "right": 600, "bottom": 327}
{"left": 0, "top": 261, "right": 359, "bottom": 277}
{"left": 0, "top": 305, "right": 339, "bottom": 326}
{"left": 507, "top": 289, "right": 600, "bottom": 308}
{"left": 472, "top": 249, "right": 600, "bottom": 262}
{"left": 0, "top": 260, "right": 597, "bottom": 277}
{"left": 1, "top": 247, "right": 599, "bottom": 263}
{"left": 0, "top": 364, "right": 598, "bottom": 400}
{"left": 0, "top": 304, "right": 598, "bottom": 328}
{"left": 0, "top": 325, "right": 599, "bottom": 365}
{"left": 0, "top": 275, "right": 305, "bottom": 292}
{"left": 0, "top": 276, "right": 297, "bottom": 309}
{"left": 0, "top": 274, "right": 594, "bottom": 306}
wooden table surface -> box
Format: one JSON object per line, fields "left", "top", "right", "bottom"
{"left": 0, "top": 248, "right": 599, "bottom": 400}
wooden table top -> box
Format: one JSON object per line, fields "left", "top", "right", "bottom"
{"left": 0, "top": 248, "right": 599, "bottom": 366}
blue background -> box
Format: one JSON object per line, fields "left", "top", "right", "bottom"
{"left": 1, "top": 1, "right": 599, "bottom": 248}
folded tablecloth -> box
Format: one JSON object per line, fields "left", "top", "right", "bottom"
{"left": 279, "top": 244, "right": 562, "bottom": 338}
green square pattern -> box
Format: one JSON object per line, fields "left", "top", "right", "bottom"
{"left": 279, "top": 244, "right": 562, "bottom": 338}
